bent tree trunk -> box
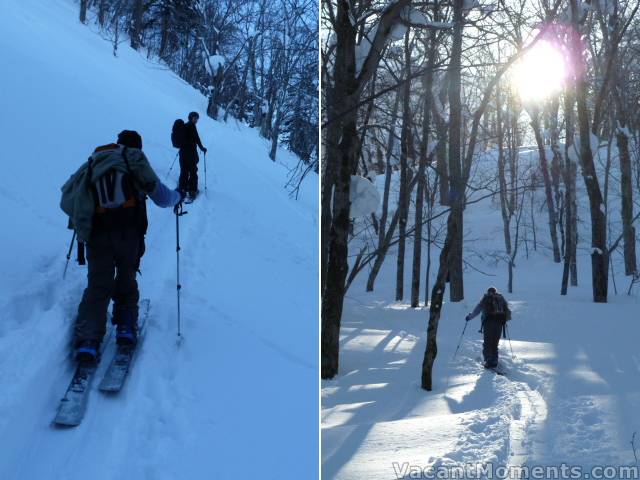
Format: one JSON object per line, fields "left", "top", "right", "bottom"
{"left": 421, "top": 202, "right": 460, "bottom": 390}
{"left": 367, "top": 92, "right": 400, "bottom": 292}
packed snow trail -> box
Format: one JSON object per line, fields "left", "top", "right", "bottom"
{"left": 0, "top": 0, "right": 317, "bottom": 478}
{"left": 322, "top": 261, "right": 640, "bottom": 479}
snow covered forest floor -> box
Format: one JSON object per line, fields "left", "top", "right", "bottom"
{"left": 322, "top": 148, "right": 640, "bottom": 479}
{"left": 0, "top": 0, "right": 317, "bottom": 478}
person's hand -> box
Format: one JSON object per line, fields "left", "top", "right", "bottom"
{"left": 465, "top": 314, "right": 471, "bottom": 322}
{"left": 202, "top": 147, "right": 208, "bottom": 154}
{"left": 174, "top": 189, "right": 186, "bottom": 214}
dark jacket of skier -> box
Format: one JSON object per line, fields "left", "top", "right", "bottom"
{"left": 465, "top": 287, "right": 511, "bottom": 368}
{"left": 178, "top": 111, "right": 207, "bottom": 196}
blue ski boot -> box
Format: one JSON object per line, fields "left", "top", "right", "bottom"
{"left": 76, "top": 339, "right": 100, "bottom": 363}
{"left": 113, "top": 308, "right": 138, "bottom": 346}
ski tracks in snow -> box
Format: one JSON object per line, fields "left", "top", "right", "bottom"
{"left": 440, "top": 350, "right": 549, "bottom": 469}
{"left": 321, "top": 300, "right": 553, "bottom": 479}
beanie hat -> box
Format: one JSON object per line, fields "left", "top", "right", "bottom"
{"left": 117, "top": 130, "right": 143, "bottom": 149}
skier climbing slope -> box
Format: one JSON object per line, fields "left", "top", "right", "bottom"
{"left": 0, "top": 0, "right": 318, "bottom": 478}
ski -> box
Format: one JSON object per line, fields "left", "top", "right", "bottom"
{"left": 53, "top": 360, "right": 100, "bottom": 426}
{"left": 476, "top": 357, "right": 506, "bottom": 376}
{"left": 98, "top": 299, "right": 150, "bottom": 393}
{"left": 486, "top": 365, "right": 506, "bottom": 376}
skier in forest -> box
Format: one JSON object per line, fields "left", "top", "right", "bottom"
{"left": 178, "top": 111, "right": 207, "bottom": 202}
{"left": 61, "top": 130, "right": 185, "bottom": 363}
{"left": 465, "top": 286, "right": 511, "bottom": 369}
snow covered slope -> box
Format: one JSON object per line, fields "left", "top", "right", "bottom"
{"left": 322, "top": 154, "right": 640, "bottom": 477}
{"left": 0, "top": 0, "right": 317, "bottom": 478}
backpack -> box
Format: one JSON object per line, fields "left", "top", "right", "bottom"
{"left": 485, "top": 293, "right": 506, "bottom": 321}
{"left": 90, "top": 145, "right": 139, "bottom": 213}
{"left": 171, "top": 119, "right": 186, "bottom": 148}
{"left": 89, "top": 146, "right": 148, "bottom": 237}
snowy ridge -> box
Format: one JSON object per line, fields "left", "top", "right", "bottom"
{"left": 0, "top": 0, "right": 317, "bottom": 478}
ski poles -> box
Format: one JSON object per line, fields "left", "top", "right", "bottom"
{"left": 165, "top": 152, "right": 179, "bottom": 181}
{"left": 175, "top": 202, "right": 188, "bottom": 340}
{"left": 62, "top": 230, "right": 76, "bottom": 279}
{"left": 203, "top": 151, "right": 208, "bottom": 194}
{"left": 452, "top": 319, "right": 470, "bottom": 360}
{"left": 506, "top": 323, "right": 515, "bottom": 359}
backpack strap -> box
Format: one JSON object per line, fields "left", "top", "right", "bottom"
{"left": 121, "top": 146, "right": 145, "bottom": 195}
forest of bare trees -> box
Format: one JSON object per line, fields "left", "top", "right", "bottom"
{"left": 79, "top": 0, "right": 318, "bottom": 170}
{"left": 321, "top": 0, "right": 640, "bottom": 385}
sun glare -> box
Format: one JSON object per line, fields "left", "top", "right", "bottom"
{"left": 510, "top": 40, "right": 567, "bottom": 102}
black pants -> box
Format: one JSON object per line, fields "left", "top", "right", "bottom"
{"left": 178, "top": 149, "right": 199, "bottom": 194}
{"left": 74, "top": 228, "right": 140, "bottom": 345}
{"left": 482, "top": 317, "right": 504, "bottom": 366}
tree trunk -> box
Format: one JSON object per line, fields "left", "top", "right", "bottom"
{"left": 367, "top": 92, "right": 400, "bottom": 292}
{"left": 617, "top": 129, "right": 637, "bottom": 275}
{"left": 421, "top": 203, "right": 459, "bottom": 390}
{"left": 321, "top": 2, "right": 358, "bottom": 379}
{"left": 572, "top": 0, "right": 608, "bottom": 302}
{"left": 79, "top": 0, "right": 88, "bottom": 24}
{"left": 563, "top": 89, "right": 579, "bottom": 288}
{"left": 130, "top": 0, "right": 143, "bottom": 50}
{"left": 530, "top": 109, "right": 561, "bottom": 263}
{"left": 411, "top": 30, "right": 436, "bottom": 307}
{"left": 268, "top": 114, "right": 282, "bottom": 161}
{"left": 496, "top": 85, "right": 513, "bottom": 292}
{"left": 436, "top": 118, "right": 449, "bottom": 206}
{"left": 396, "top": 32, "right": 413, "bottom": 301}
{"left": 447, "top": 0, "right": 464, "bottom": 302}
{"left": 322, "top": 0, "right": 411, "bottom": 378}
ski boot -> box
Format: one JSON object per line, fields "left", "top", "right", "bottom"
{"left": 76, "top": 339, "right": 100, "bottom": 364}
{"left": 113, "top": 308, "right": 138, "bottom": 346}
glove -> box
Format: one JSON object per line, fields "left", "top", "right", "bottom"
{"left": 202, "top": 147, "right": 208, "bottom": 154}
{"left": 465, "top": 314, "right": 471, "bottom": 322}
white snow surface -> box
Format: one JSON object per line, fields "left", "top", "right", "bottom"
{"left": 350, "top": 175, "right": 380, "bottom": 218}
{"left": 0, "top": 0, "right": 317, "bottom": 478}
{"left": 322, "top": 147, "right": 640, "bottom": 478}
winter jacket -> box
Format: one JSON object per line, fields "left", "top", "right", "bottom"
{"left": 180, "top": 121, "right": 205, "bottom": 153}
{"left": 60, "top": 144, "right": 180, "bottom": 242}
